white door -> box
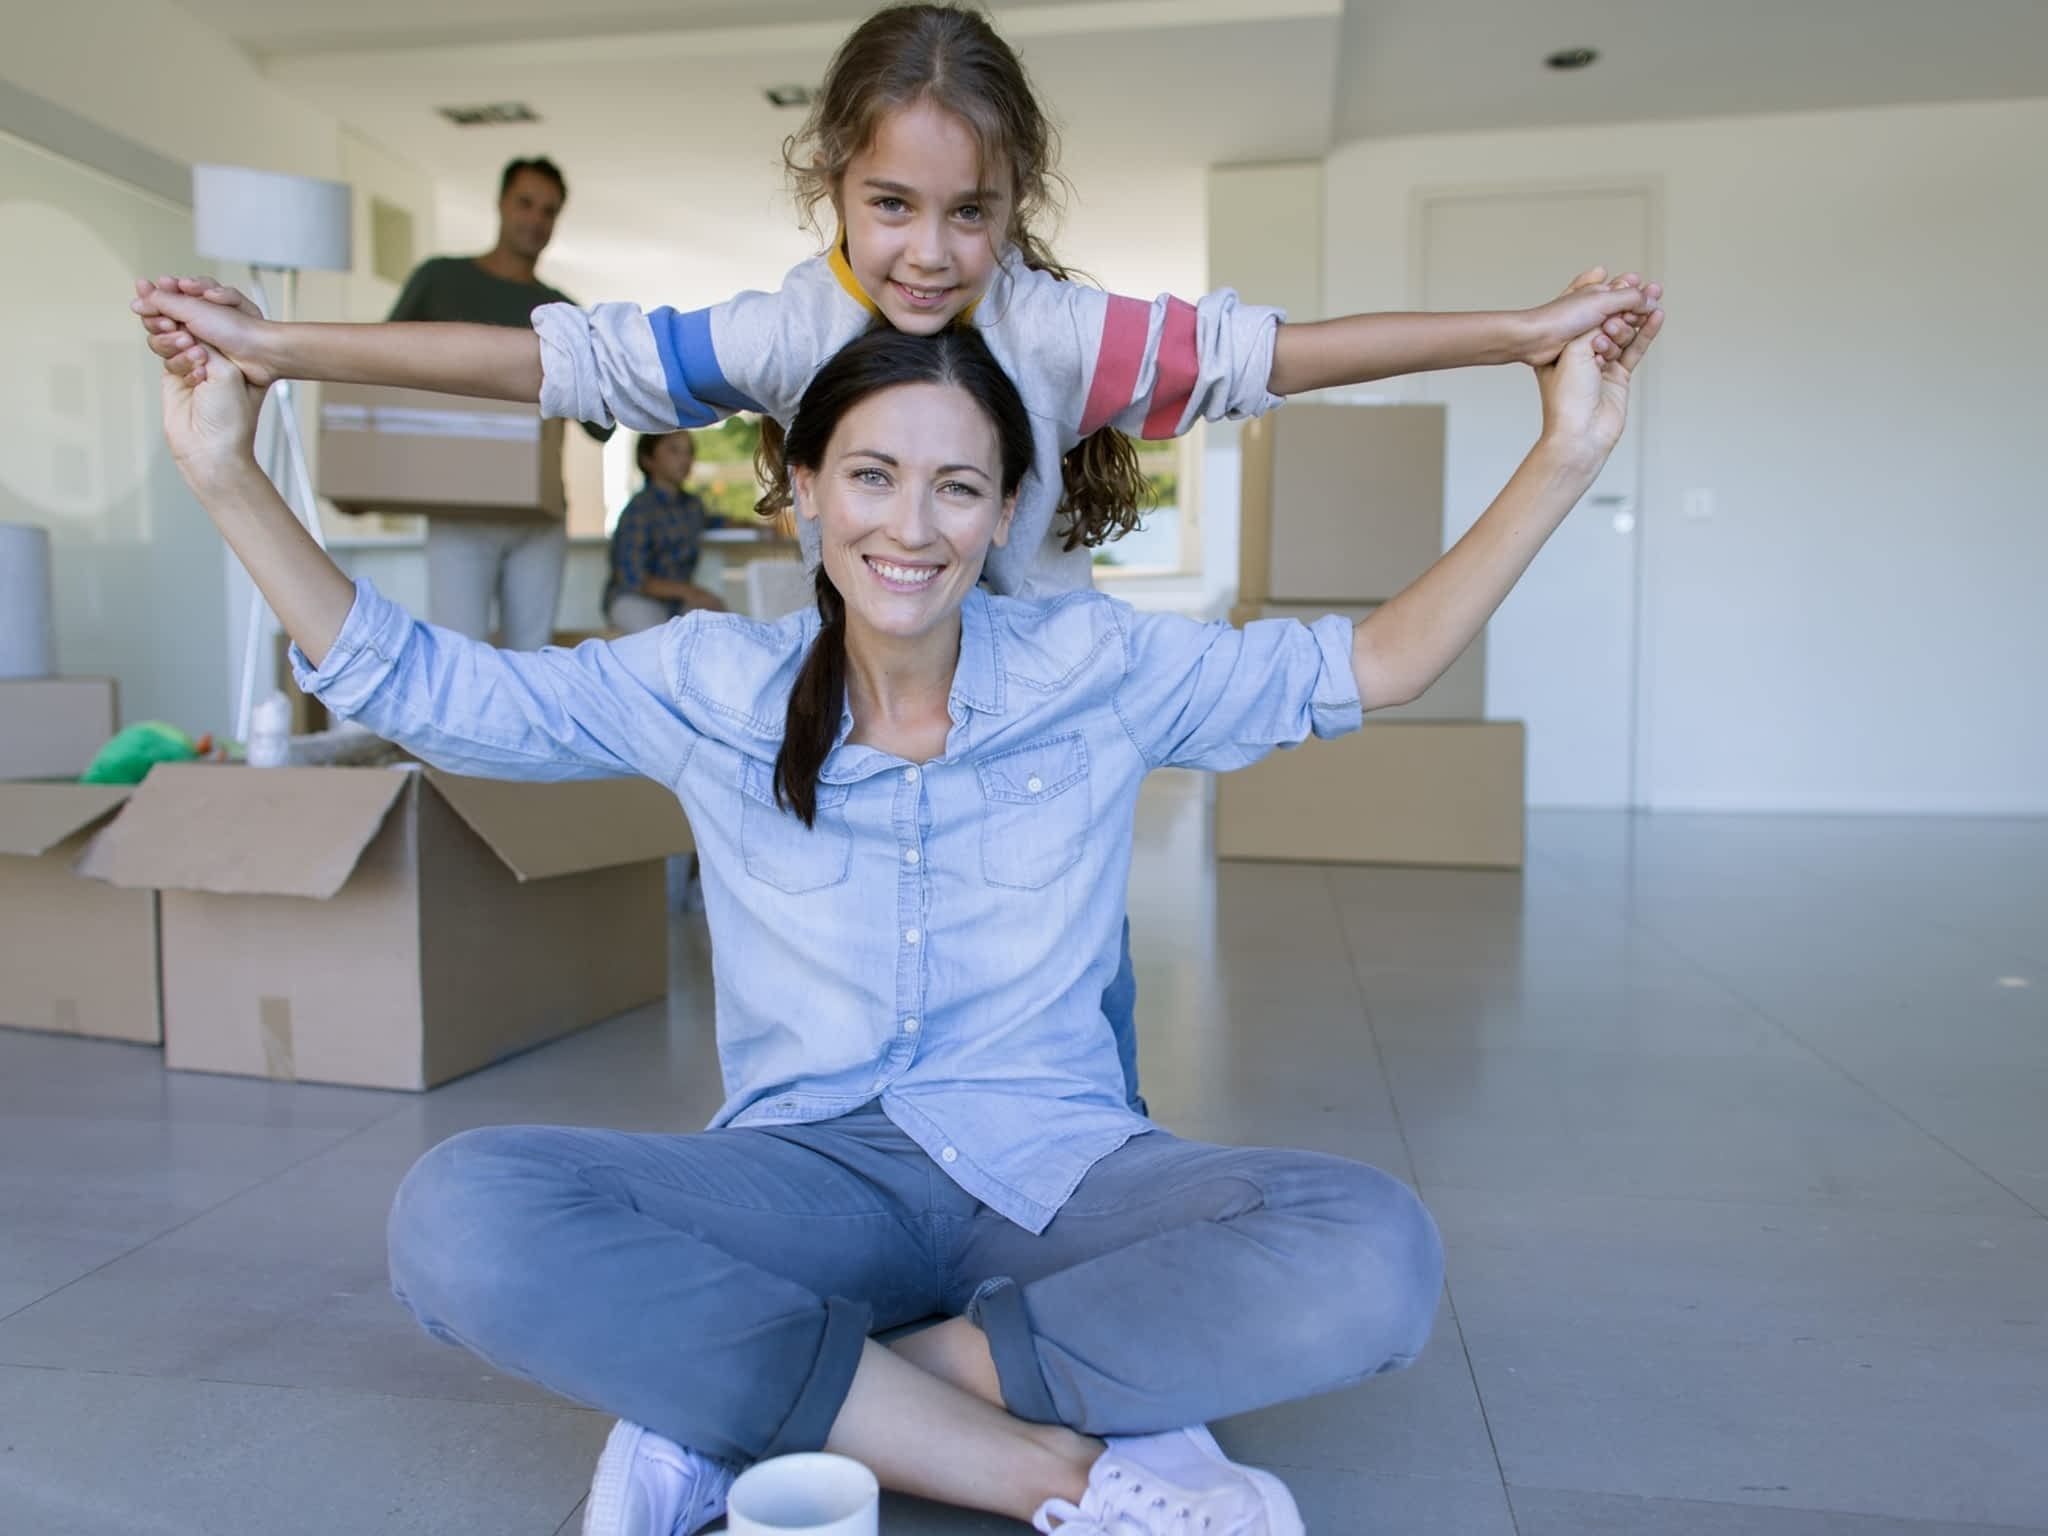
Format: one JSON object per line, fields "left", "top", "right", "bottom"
{"left": 1420, "top": 187, "right": 1652, "bottom": 807}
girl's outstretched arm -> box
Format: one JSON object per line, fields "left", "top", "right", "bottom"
{"left": 1350, "top": 306, "right": 1665, "bottom": 710}
{"left": 1268, "top": 268, "right": 1661, "bottom": 396}
{"left": 134, "top": 276, "right": 541, "bottom": 402}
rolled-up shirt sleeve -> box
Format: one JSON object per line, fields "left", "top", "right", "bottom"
{"left": 1115, "top": 609, "right": 1361, "bottom": 772}
{"left": 1005, "top": 267, "right": 1283, "bottom": 442}
{"left": 289, "top": 579, "right": 696, "bottom": 786}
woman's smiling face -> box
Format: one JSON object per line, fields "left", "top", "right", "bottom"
{"left": 793, "top": 379, "right": 1016, "bottom": 647}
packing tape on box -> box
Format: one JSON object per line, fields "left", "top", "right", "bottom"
{"left": 259, "top": 996, "right": 297, "bottom": 1080}
{"left": 0, "top": 522, "right": 57, "bottom": 680}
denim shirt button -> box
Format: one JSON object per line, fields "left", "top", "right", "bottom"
{"left": 941, "top": 1146, "right": 959, "bottom": 1164}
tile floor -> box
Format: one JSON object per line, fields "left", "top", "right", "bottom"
{"left": 2, "top": 773, "right": 2044, "bottom": 1534}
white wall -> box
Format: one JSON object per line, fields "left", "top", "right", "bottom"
{"left": 1202, "top": 162, "right": 1326, "bottom": 616}
{"left": 0, "top": 2, "right": 437, "bottom": 737}
{"left": 1323, "top": 97, "right": 2048, "bottom": 814}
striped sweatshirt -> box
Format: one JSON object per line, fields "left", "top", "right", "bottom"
{"left": 533, "top": 244, "right": 1285, "bottom": 599}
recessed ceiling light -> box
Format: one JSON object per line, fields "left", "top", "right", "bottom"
{"left": 1545, "top": 47, "right": 1599, "bottom": 71}
{"left": 764, "top": 85, "right": 815, "bottom": 109}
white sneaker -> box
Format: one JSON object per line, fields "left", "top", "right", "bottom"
{"left": 582, "top": 1419, "right": 737, "bottom": 1536}
{"left": 1032, "top": 1425, "right": 1304, "bottom": 1535}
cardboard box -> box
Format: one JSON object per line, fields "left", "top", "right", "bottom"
{"left": 1228, "top": 602, "right": 1486, "bottom": 722}
{"left": 1215, "top": 721, "right": 1525, "bottom": 869}
{"left": 78, "top": 764, "right": 693, "bottom": 1090}
{"left": 319, "top": 383, "right": 564, "bottom": 522}
{"left": 1239, "top": 404, "right": 1446, "bottom": 607}
{"left": 0, "top": 677, "right": 118, "bottom": 780}
{"left": 0, "top": 783, "right": 160, "bottom": 1042}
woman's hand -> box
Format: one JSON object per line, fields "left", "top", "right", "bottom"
{"left": 1533, "top": 300, "right": 1666, "bottom": 476}
{"left": 160, "top": 341, "right": 266, "bottom": 492}
{"left": 1516, "top": 267, "right": 1662, "bottom": 367}
{"left": 132, "top": 276, "right": 279, "bottom": 387}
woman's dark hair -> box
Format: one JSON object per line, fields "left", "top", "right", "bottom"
{"left": 774, "top": 326, "right": 1033, "bottom": 826}
{"left": 751, "top": 3, "right": 1150, "bottom": 551}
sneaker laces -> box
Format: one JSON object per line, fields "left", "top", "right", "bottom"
{"left": 676, "top": 1458, "right": 736, "bottom": 1536}
{"left": 1033, "top": 1461, "right": 1254, "bottom": 1535}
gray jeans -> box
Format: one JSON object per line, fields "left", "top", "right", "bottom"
{"left": 604, "top": 592, "right": 676, "bottom": 634}
{"left": 387, "top": 1104, "right": 1442, "bottom": 1465}
{"left": 425, "top": 517, "right": 568, "bottom": 649}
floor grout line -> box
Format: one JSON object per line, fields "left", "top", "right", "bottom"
{"left": 0, "top": 1101, "right": 416, "bottom": 1331}
{"left": 1499, "top": 1475, "right": 2048, "bottom": 1534}
{"left": 1529, "top": 820, "right": 2048, "bottom": 1222}
{"left": 1324, "top": 865, "right": 1524, "bottom": 1536}
{"left": 0, "top": 1356, "right": 610, "bottom": 1417}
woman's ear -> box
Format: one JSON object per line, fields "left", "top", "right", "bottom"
{"left": 990, "top": 489, "right": 1019, "bottom": 549}
{"left": 792, "top": 465, "right": 820, "bottom": 523}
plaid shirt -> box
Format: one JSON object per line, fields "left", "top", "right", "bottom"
{"left": 604, "top": 483, "right": 718, "bottom": 615}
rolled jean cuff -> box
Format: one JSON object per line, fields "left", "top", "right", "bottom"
{"left": 760, "top": 1294, "right": 874, "bottom": 1457}
{"left": 967, "top": 1276, "right": 1059, "bottom": 1424}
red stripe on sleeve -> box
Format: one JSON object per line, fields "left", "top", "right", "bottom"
{"left": 1079, "top": 295, "right": 1151, "bottom": 436}
{"left": 1140, "top": 297, "right": 1199, "bottom": 440}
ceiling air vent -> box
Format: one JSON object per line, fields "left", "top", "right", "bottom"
{"left": 437, "top": 102, "right": 542, "bottom": 127}
{"left": 764, "top": 85, "right": 814, "bottom": 109}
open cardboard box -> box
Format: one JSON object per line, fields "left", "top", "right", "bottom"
{"left": 0, "top": 783, "right": 161, "bottom": 1043}
{"left": 0, "top": 677, "right": 118, "bottom": 781}
{"left": 79, "top": 764, "right": 692, "bottom": 1090}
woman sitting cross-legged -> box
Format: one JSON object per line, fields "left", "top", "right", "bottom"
{"left": 154, "top": 302, "right": 1658, "bottom": 1535}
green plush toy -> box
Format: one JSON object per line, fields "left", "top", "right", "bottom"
{"left": 79, "top": 722, "right": 213, "bottom": 785}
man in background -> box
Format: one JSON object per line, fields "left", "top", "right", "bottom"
{"left": 391, "top": 156, "right": 607, "bottom": 648}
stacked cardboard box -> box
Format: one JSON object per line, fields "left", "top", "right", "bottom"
{"left": 0, "top": 674, "right": 161, "bottom": 1043}
{"left": 1218, "top": 404, "right": 1525, "bottom": 869}
{"left": 0, "top": 676, "right": 117, "bottom": 781}
{"left": 0, "top": 784, "right": 161, "bottom": 1043}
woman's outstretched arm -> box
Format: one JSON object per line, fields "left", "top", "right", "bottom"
{"left": 159, "top": 341, "right": 356, "bottom": 664}
{"left": 1349, "top": 306, "right": 1665, "bottom": 711}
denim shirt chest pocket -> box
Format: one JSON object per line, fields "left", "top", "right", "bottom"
{"left": 975, "top": 733, "right": 1091, "bottom": 890}
{"left": 738, "top": 757, "right": 854, "bottom": 894}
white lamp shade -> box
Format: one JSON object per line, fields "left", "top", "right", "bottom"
{"left": 192, "top": 164, "right": 352, "bottom": 272}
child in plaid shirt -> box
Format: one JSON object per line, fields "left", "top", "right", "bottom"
{"left": 603, "top": 430, "right": 731, "bottom": 633}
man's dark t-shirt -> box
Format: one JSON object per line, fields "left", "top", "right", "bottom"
{"left": 386, "top": 255, "right": 575, "bottom": 326}
{"left": 389, "top": 257, "right": 608, "bottom": 442}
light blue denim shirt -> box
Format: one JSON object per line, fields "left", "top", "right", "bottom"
{"left": 295, "top": 582, "right": 1361, "bottom": 1231}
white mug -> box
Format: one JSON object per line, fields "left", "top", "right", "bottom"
{"left": 725, "top": 1452, "right": 880, "bottom": 1536}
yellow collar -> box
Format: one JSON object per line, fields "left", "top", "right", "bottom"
{"left": 829, "top": 231, "right": 987, "bottom": 325}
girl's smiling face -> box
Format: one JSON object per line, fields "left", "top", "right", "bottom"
{"left": 834, "top": 99, "right": 1012, "bottom": 335}
{"left": 793, "top": 379, "right": 1015, "bottom": 646}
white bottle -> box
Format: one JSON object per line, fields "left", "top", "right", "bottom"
{"left": 246, "top": 691, "right": 293, "bottom": 768}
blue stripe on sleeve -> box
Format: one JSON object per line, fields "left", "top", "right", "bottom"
{"left": 647, "top": 306, "right": 765, "bottom": 425}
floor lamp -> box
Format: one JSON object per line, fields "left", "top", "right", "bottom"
{"left": 191, "top": 163, "right": 352, "bottom": 744}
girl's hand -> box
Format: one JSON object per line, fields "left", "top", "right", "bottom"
{"left": 1535, "top": 303, "right": 1665, "bottom": 474}
{"left": 160, "top": 342, "right": 266, "bottom": 491}
{"left": 131, "top": 276, "right": 278, "bottom": 387}
{"left": 1516, "top": 267, "right": 1662, "bottom": 367}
